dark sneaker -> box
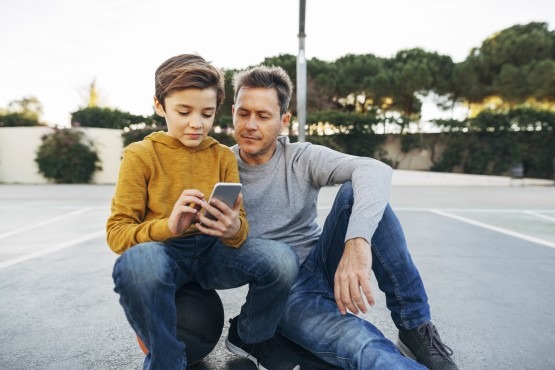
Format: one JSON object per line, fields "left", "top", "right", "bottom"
{"left": 397, "top": 321, "right": 459, "bottom": 370}
{"left": 225, "top": 317, "right": 300, "bottom": 370}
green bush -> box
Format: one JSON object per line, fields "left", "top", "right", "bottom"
{"left": 35, "top": 129, "right": 102, "bottom": 183}
{"left": 0, "top": 112, "right": 41, "bottom": 127}
{"left": 71, "top": 107, "right": 147, "bottom": 129}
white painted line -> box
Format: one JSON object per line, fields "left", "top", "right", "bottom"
{"left": 0, "top": 208, "right": 94, "bottom": 240}
{"left": 430, "top": 209, "right": 555, "bottom": 250}
{"left": 397, "top": 208, "right": 555, "bottom": 213}
{"left": 524, "top": 211, "right": 555, "bottom": 223}
{"left": 0, "top": 229, "right": 105, "bottom": 270}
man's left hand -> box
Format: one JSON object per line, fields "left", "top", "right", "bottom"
{"left": 334, "top": 237, "right": 375, "bottom": 315}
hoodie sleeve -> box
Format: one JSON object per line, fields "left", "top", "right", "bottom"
{"left": 106, "top": 146, "right": 174, "bottom": 254}
{"left": 218, "top": 151, "right": 249, "bottom": 248}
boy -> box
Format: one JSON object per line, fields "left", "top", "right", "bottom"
{"left": 107, "top": 54, "right": 299, "bottom": 370}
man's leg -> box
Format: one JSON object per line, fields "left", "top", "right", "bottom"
{"left": 112, "top": 241, "right": 193, "bottom": 370}
{"left": 278, "top": 183, "right": 425, "bottom": 369}
{"left": 304, "top": 181, "right": 457, "bottom": 369}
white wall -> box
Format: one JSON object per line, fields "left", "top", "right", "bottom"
{"left": 0, "top": 127, "right": 450, "bottom": 184}
{"left": 0, "top": 127, "right": 123, "bottom": 184}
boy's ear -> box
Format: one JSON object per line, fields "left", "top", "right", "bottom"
{"left": 153, "top": 96, "right": 165, "bottom": 117}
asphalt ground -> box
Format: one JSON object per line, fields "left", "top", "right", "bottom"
{"left": 0, "top": 176, "right": 554, "bottom": 370}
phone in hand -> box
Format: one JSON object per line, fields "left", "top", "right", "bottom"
{"left": 203, "top": 182, "right": 242, "bottom": 221}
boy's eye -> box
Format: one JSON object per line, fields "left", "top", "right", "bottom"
{"left": 178, "top": 111, "right": 190, "bottom": 116}
{"left": 202, "top": 113, "right": 214, "bottom": 118}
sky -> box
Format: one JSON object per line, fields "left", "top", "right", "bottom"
{"left": 1, "top": 0, "right": 554, "bottom": 127}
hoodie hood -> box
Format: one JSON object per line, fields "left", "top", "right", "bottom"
{"left": 144, "top": 131, "right": 219, "bottom": 152}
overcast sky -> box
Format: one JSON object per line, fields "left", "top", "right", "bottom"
{"left": 1, "top": 0, "right": 554, "bottom": 126}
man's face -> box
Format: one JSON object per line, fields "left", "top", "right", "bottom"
{"left": 154, "top": 88, "right": 217, "bottom": 148}
{"left": 232, "top": 87, "right": 290, "bottom": 165}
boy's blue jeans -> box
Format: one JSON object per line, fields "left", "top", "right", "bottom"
{"left": 278, "top": 182, "right": 429, "bottom": 369}
{"left": 112, "top": 236, "right": 299, "bottom": 370}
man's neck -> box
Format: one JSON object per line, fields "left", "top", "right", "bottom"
{"left": 239, "top": 146, "right": 277, "bottom": 166}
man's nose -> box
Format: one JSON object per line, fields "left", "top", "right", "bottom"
{"left": 245, "top": 116, "right": 258, "bottom": 130}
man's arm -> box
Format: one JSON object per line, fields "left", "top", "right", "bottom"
{"left": 299, "top": 143, "right": 392, "bottom": 314}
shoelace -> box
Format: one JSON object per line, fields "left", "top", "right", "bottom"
{"left": 417, "top": 322, "right": 455, "bottom": 364}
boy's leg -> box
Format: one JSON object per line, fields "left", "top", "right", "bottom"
{"left": 195, "top": 236, "right": 299, "bottom": 343}
{"left": 278, "top": 181, "right": 429, "bottom": 369}
{"left": 112, "top": 241, "right": 192, "bottom": 370}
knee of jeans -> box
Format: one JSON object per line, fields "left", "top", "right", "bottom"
{"left": 112, "top": 243, "right": 171, "bottom": 294}
{"left": 260, "top": 241, "right": 300, "bottom": 286}
{"left": 337, "top": 181, "right": 354, "bottom": 205}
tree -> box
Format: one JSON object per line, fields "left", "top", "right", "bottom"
{"left": 456, "top": 22, "right": 555, "bottom": 107}
{"left": 7, "top": 96, "right": 43, "bottom": 120}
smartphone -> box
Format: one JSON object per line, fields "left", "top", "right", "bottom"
{"left": 203, "top": 182, "right": 242, "bottom": 221}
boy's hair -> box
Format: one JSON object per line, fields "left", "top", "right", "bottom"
{"left": 233, "top": 66, "right": 293, "bottom": 116}
{"left": 155, "top": 54, "right": 225, "bottom": 110}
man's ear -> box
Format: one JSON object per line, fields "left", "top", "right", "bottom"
{"left": 281, "top": 112, "right": 291, "bottom": 131}
{"left": 153, "top": 96, "right": 165, "bottom": 117}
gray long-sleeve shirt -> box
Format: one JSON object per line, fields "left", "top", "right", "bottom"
{"left": 232, "top": 136, "right": 392, "bottom": 263}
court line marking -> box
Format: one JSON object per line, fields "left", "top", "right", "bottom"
{"left": 0, "top": 207, "right": 94, "bottom": 240}
{"left": 430, "top": 209, "right": 555, "bottom": 250}
{"left": 524, "top": 211, "right": 555, "bottom": 223}
{"left": 0, "top": 229, "right": 105, "bottom": 270}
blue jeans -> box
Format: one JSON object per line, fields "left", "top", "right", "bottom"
{"left": 112, "top": 236, "right": 299, "bottom": 370}
{"left": 278, "top": 182, "right": 429, "bottom": 369}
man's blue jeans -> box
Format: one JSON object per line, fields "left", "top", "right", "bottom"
{"left": 278, "top": 182, "right": 429, "bottom": 369}
{"left": 112, "top": 236, "right": 299, "bottom": 370}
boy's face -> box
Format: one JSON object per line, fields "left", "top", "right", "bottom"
{"left": 154, "top": 88, "right": 217, "bottom": 148}
{"left": 232, "top": 87, "right": 290, "bottom": 165}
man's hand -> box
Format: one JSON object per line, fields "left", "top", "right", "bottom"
{"left": 334, "top": 237, "right": 375, "bottom": 315}
{"left": 196, "top": 193, "right": 243, "bottom": 239}
{"left": 168, "top": 189, "right": 205, "bottom": 235}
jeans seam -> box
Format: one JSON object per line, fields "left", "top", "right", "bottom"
{"left": 320, "top": 203, "right": 352, "bottom": 290}
{"left": 371, "top": 241, "right": 409, "bottom": 329}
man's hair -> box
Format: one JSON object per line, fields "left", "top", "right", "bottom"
{"left": 233, "top": 66, "right": 293, "bottom": 116}
{"left": 154, "top": 54, "right": 225, "bottom": 110}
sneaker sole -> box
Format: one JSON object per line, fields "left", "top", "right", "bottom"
{"left": 396, "top": 337, "right": 417, "bottom": 360}
{"left": 225, "top": 337, "right": 300, "bottom": 370}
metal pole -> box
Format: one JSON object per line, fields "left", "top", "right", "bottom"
{"left": 297, "top": 0, "right": 307, "bottom": 142}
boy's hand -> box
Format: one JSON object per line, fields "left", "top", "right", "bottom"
{"left": 168, "top": 189, "right": 205, "bottom": 235}
{"left": 195, "top": 193, "right": 243, "bottom": 239}
{"left": 334, "top": 237, "right": 375, "bottom": 315}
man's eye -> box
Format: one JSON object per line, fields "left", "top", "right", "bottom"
{"left": 238, "top": 112, "right": 248, "bottom": 117}
{"left": 259, "top": 115, "right": 270, "bottom": 119}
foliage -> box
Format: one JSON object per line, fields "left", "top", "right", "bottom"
{"left": 7, "top": 96, "right": 43, "bottom": 120}
{"left": 35, "top": 129, "right": 101, "bottom": 183}
{"left": 427, "top": 107, "right": 555, "bottom": 178}
{"left": 0, "top": 112, "right": 41, "bottom": 127}
{"left": 455, "top": 22, "right": 555, "bottom": 105}
{"left": 71, "top": 107, "right": 147, "bottom": 129}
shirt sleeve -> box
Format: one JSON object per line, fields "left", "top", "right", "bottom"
{"left": 298, "top": 143, "right": 393, "bottom": 244}
{"left": 106, "top": 148, "right": 174, "bottom": 254}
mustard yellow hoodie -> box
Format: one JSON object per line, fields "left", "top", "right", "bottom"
{"left": 106, "top": 131, "right": 248, "bottom": 254}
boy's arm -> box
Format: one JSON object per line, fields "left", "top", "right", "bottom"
{"left": 106, "top": 149, "right": 174, "bottom": 254}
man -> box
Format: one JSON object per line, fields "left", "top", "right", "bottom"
{"left": 227, "top": 65, "right": 458, "bottom": 370}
